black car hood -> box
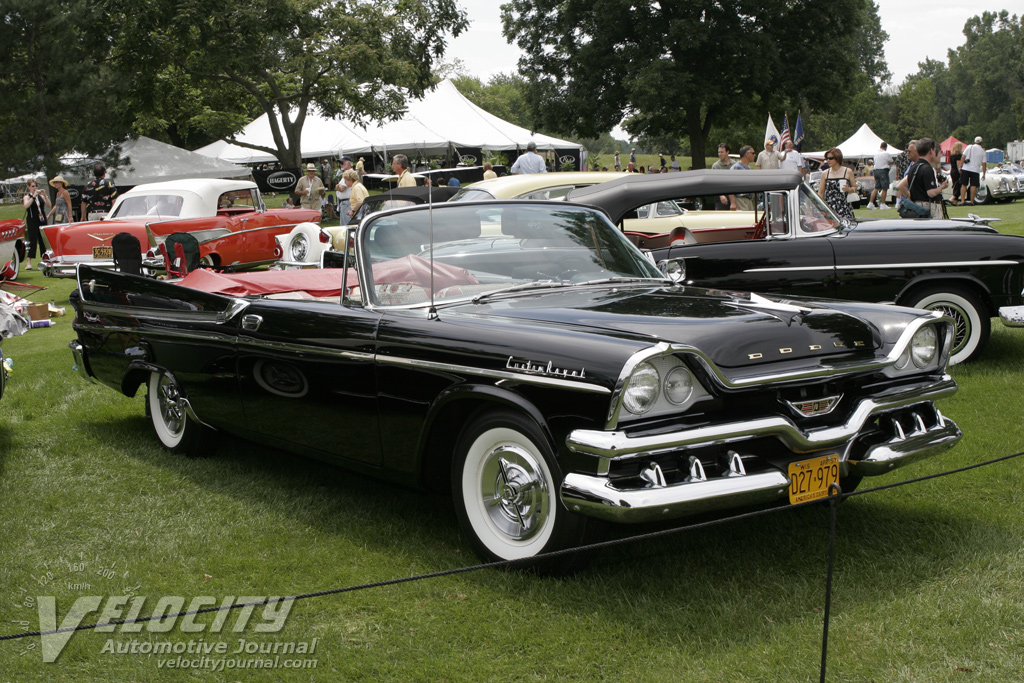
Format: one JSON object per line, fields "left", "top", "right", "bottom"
{"left": 449, "top": 284, "right": 880, "bottom": 369}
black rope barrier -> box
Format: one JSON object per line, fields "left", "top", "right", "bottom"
{"left": 4, "top": 447, "right": 1024, "bottom": 682}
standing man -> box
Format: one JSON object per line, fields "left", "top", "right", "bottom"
{"left": 730, "top": 145, "right": 756, "bottom": 211}
{"left": 613, "top": 151, "right": 621, "bottom": 171}
{"left": 896, "top": 138, "right": 948, "bottom": 219}
{"left": 659, "top": 153, "right": 666, "bottom": 170}
{"left": 510, "top": 141, "right": 547, "bottom": 174}
{"left": 961, "top": 136, "right": 987, "bottom": 204}
{"left": 778, "top": 140, "right": 807, "bottom": 180}
{"left": 80, "top": 163, "right": 117, "bottom": 221}
{"left": 629, "top": 148, "right": 637, "bottom": 166}
{"left": 392, "top": 154, "right": 417, "bottom": 187}
{"left": 756, "top": 139, "right": 780, "bottom": 170}
{"left": 670, "top": 155, "right": 681, "bottom": 172}
{"left": 712, "top": 143, "right": 733, "bottom": 210}
{"left": 295, "top": 163, "right": 325, "bottom": 211}
{"left": 868, "top": 142, "right": 894, "bottom": 209}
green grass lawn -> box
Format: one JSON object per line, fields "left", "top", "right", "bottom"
{"left": 2, "top": 196, "right": 1024, "bottom": 681}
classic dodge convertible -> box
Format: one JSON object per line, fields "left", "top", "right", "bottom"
{"left": 39, "top": 179, "right": 320, "bottom": 277}
{"left": 567, "top": 171, "right": 1024, "bottom": 365}
{"left": 69, "top": 201, "right": 961, "bottom": 571}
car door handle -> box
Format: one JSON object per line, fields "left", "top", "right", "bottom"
{"left": 241, "top": 314, "right": 263, "bottom": 332}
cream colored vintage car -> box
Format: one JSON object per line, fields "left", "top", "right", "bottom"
{"left": 450, "top": 171, "right": 757, "bottom": 248}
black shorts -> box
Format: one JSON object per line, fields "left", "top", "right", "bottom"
{"left": 961, "top": 170, "right": 980, "bottom": 188}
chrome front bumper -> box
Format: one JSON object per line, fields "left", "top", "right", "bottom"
{"left": 560, "top": 377, "right": 960, "bottom": 523}
{"left": 999, "top": 305, "right": 1024, "bottom": 327}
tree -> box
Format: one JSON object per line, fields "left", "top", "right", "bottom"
{"left": 947, "top": 11, "right": 1024, "bottom": 144}
{"left": 111, "top": 0, "right": 469, "bottom": 167}
{"left": 501, "top": 0, "right": 886, "bottom": 168}
{"left": 451, "top": 73, "right": 533, "bottom": 129}
{"left": 0, "top": 0, "right": 131, "bottom": 178}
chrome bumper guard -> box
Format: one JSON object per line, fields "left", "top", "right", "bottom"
{"left": 560, "top": 377, "right": 960, "bottom": 523}
{"left": 68, "top": 340, "right": 96, "bottom": 384}
{"left": 999, "top": 305, "right": 1024, "bottom": 327}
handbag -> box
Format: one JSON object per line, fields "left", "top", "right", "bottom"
{"left": 898, "top": 199, "right": 930, "bottom": 218}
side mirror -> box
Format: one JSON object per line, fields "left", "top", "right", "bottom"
{"left": 658, "top": 258, "right": 686, "bottom": 283}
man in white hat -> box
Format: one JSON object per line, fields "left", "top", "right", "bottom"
{"left": 295, "top": 163, "right": 325, "bottom": 212}
{"left": 960, "top": 135, "right": 987, "bottom": 204}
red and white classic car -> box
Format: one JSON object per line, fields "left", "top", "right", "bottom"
{"left": 0, "top": 219, "right": 27, "bottom": 280}
{"left": 39, "top": 179, "right": 320, "bottom": 277}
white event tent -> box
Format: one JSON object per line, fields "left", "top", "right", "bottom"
{"left": 194, "top": 79, "right": 582, "bottom": 166}
{"left": 806, "top": 123, "right": 895, "bottom": 161}
{"left": 64, "top": 136, "right": 251, "bottom": 185}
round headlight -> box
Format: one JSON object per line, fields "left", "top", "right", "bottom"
{"left": 664, "top": 365, "right": 694, "bottom": 405}
{"left": 622, "top": 363, "right": 660, "bottom": 414}
{"left": 910, "top": 325, "right": 938, "bottom": 368}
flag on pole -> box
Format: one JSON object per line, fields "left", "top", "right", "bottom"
{"left": 793, "top": 112, "right": 805, "bottom": 151}
{"left": 764, "top": 114, "right": 781, "bottom": 148}
{"left": 780, "top": 113, "right": 791, "bottom": 149}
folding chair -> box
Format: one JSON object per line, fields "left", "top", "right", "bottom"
{"left": 111, "top": 232, "right": 142, "bottom": 275}
{"left": 158, "top": 232, "right": 201, "bottom": 278}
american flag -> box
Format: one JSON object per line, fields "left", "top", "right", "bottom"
{"left": 780, "top": 113, "right": 791, "bottom": 149}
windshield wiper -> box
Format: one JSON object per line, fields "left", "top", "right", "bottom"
{"left": 571, "top": 276, "right": 671, "bottom": 287}
{"left": 472, "top": 280, "right": 573, "bottom": 303}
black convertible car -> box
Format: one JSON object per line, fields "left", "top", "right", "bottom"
{"left": 567, "top": 170, "right": 1024, "bottom": 364}
{"left": 70, "top": 201, "right": 961, "bottom": 571}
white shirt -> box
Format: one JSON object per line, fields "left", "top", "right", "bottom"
{"left": 873, "top": 149, "right": 893, "bottom": 170}
{"left": 510, "top": 151, "right": 547, "bottom": 174}
{"left": 780, "top": 150, "right": 805, "bottom": 172}
{"left": 962, "top": 144, "right": 986, "bottom": 173}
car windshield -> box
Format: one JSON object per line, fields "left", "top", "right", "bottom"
{"left": 218, "top": 189, "right": 258, "bottom": 210}
{"left": 449, "top": 188, "right": 496, "bottom": 202}
{"left": 797, "top": 184, "right": 841, "bottom": 233}
{"left": 110, "top": 194, "right": 185, "bottom": 218}
{"left": 361, "top": 204, "right": 664, "bottom": 307}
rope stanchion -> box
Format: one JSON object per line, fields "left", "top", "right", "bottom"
{"left": 2, "top": 450, "right": 1023, "bottom": 653}
{"left": 819, "top": 483, "right": 842, "bottom": 683}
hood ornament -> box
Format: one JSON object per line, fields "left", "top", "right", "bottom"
{"left": 729, "top": 292, "right": 812, "bottom": 326}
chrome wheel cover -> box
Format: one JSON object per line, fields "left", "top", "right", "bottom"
{"left": 480, "top": 444, "right": 549, "bottom": 542}
{"left": 157, "top": 375, "right": 185, "bottom": 438}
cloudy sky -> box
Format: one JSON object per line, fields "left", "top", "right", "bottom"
{"left": 446, "top": 0, "right": 1024, "bottom": 86}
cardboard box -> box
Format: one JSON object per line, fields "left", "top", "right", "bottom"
{"left": 26, "top": 303, "right": 49, "bottom": 321}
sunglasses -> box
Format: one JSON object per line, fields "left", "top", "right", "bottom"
{"left": 825, "top": 156, "right": 836, "bottom": 161}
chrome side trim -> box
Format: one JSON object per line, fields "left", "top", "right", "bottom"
{"left": 379, "top": 355, "right": 611, "bottom": 394}
{"left": 573, "top": 376, "right": 956, "bottom": 459}
{"left": 743, "top": 260, "right": 1018, "bottom": 274}
{"left": 73, "top": 324, "right": 238, "bottom": 344}
{"left": 238, "top": 336, "right": 374, "bottom": 361}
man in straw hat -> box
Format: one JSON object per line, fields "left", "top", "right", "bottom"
{"left": 295, "top": 163, "right": 325, "bottom": 212}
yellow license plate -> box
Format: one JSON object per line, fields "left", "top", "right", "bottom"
{"left": 92, "top": 245, "right": 113, "bottom": 259}
{"left": 788, "top": 454, "right": 839, "bottom": 504}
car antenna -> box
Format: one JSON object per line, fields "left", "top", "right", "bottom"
{"left": 427, "top": 173, "right": 437, "bottom": 319}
